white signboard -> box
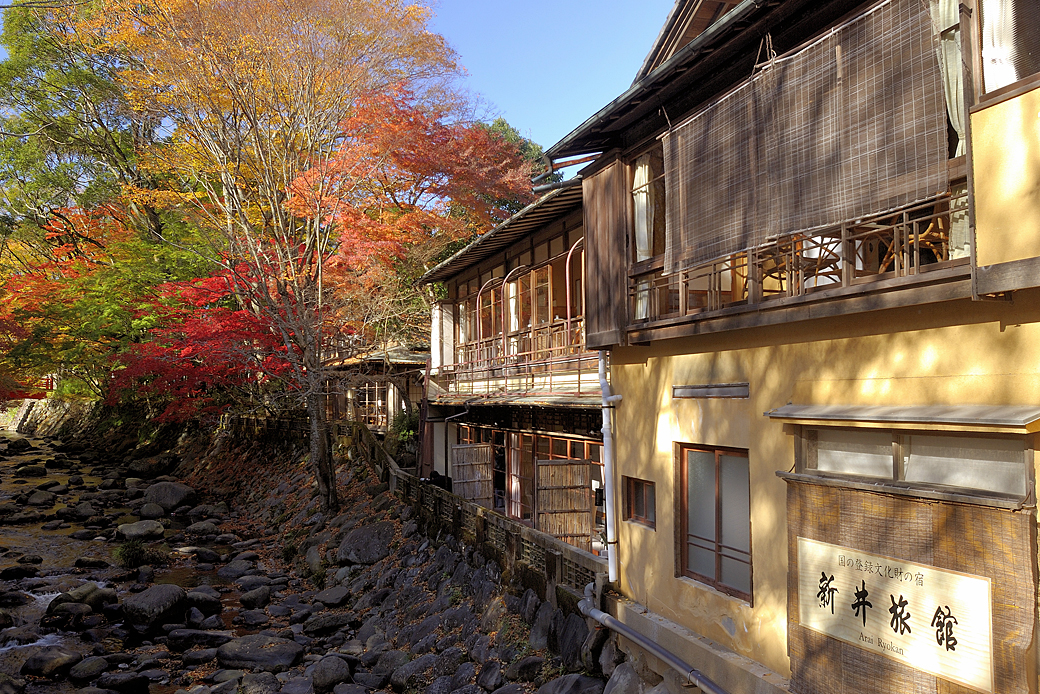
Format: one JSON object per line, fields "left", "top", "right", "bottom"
{"left": 797, "top": 537, "right": 993, "bottom": 692}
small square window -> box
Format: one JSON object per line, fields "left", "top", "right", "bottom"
{"left": 623, "top": 476, "right": 656, "bottom": 529}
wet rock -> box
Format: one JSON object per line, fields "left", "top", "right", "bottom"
{"left": 138, "top": 503, "right": 165, "bottom": 520}
{"left": 235, "top": 575, "right": 271, "bottom": 591}
{"left": 6, "top": 439, "right": 32, "bottom": 452}
{"left": 142, "top": 482, "right": 196, "bottom": 511}
{"left": 15, "top": 554, "right": 41, "bottom": 565}
{"left": 116, "top": 520, "right": 165, "bottom": 541}
{"left": 240, "top": 585, "right": 271, "bottom": 609}
{"left": 216, "top": 560, "right": 253, "bottom": 579}
{"left": 14, "top": 465, "right": 45, "bottom": 477}
{"left": 95, "top": 671, "right": 150, "bottom": 693}
{"left": 312, "top": 656, "right": 352, "bottom": 693}
{"left": 26, "top": 491, "right": 56, "bottom": 506}
{"left": 192, "top": 547, "right": 221, "bottom": 563}
{"left": 186, "top": 521, "right": 218, "bottom": 535}
{"left": 68, "top": 656, "right": 110, "bottom": 682}
{"left": 0, "top": 592, "right": 29, "bottom": 607}
{"left": 122, "top": 584, "right": 186, "bottom": 629}
{"left": 336, "top": 521, "right": 395, "bottom": 565}
{"left": 181, "top": 648, "right": 219, "bottom": 666}
{"left": 236, "top": 610, "right": 269, "bottom": 627}
{"left": 0, "top": 566, "right": 36, "bottom": 580}
{"left": 71, "top": 501, "right": 98, "bottom": 520}
{"left": 75, "top": 557, "right": 110, "bottom": 569}
{"left": 536, "top": 675, "right": 606, "bottom": 694}
{"left": 167, "top": 629, "right": 235, "bottom": 652}
{"left": 0, "top": 674, "right": 25, "bottom": 694}
{"left": 0, "top": 627, "right": 41, "bottom": 647}
{"left": 185, "top": 589, "right": 223, "bottom": 615}
{"left": 19, "top": 645, "right": 84, "bottom": 678}
{"left": 0, "top": 611, "right": 12, "bottom": 629}
{"left": 216, "top": 635, "right": 304, "bottom": 673}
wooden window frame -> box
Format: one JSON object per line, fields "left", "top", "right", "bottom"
{"left": 623, "top": 476, "right": 656, "bottom": 529}
{"left": 796, "top": 426, "right": 1035, "bottom": 502}
{"left": 678, "top": 443, "right": 752, "bottom": 603}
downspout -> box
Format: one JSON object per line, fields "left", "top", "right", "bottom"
{"left": 598, "top": 350, "right": 621, "bottom": 582}
{"left": 579, "top": 584, "right": 728, "bottom": 694}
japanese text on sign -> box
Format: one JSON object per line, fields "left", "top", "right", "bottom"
{"left": 797, "top": 537, "right": 992, "bottom": 693}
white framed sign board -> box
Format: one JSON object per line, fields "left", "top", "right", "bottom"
{"left": 797, "top": 537, "right": 993, "bottom": 692}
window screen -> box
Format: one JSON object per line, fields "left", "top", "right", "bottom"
{"left": 815, "top": 429, "right": 894, "bottom": 478}
{"left": 904, "top": 435, "right": 1027, "bottom": 495}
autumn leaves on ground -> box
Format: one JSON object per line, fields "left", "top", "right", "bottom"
{"left": 0, "top": 0, "right": 541, "bottom": 509}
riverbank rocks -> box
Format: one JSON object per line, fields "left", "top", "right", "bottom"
{"left": 116, "top": 520, "right": 165, "bottom": 541}
{"left": 336, "top": 520, "right": 395, "bottom": 565}
{"left": 217, "top": 635, "right": 304, "bottom": 672}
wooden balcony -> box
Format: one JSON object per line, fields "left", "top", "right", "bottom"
{"left": 436, "top": 317, "right": 600, "bottom": 399}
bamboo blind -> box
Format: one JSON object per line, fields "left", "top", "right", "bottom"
{"left": 786, "top": 480, "right": 1035, "bottom": 694}
{"left": 536, "top": 459, "right": 593, "bottom": 551}
{"left": 452, "top": 444, "right": 494, "bottom": 510}
{"left": 664, "top": 0, "right": 948, "bottom": 274}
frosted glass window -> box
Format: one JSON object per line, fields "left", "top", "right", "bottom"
{"left": 904, "top": 435, "right": 1026, "bottom": 496}
{"left": 816, "top": 429, "right": 894, "bottom": 478}
{"left": 682, "top": 445, "right": 751, "bottom": 601}
{"left": 686, "top": 450, "right": 716, "bottom": 578}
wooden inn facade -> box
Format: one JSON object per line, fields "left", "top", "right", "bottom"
{"left": 422, "top": 0, "right": 1040, "bottom": 691}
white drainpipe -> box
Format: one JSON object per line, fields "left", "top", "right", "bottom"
{"left": 598, "top": 350, "right": 622, "bottom": 582}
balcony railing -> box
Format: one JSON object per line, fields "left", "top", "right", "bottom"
{"left": 439, "top": 317, "right": 599, "bottom": 397}
{"left": 630, "top": 191, "right": 970, "bottom": 324}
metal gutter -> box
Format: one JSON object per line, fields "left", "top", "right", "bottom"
{"left": 579, "top": 584, "right": 728, "bottom": 694}
{"left": 546, "top": 0, "right": 765, "bottom": 159}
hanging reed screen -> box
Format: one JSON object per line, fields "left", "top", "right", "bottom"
{"left": 536, "top": 459, "right": 594, "bottom": 551}
{"left": 664, "top": 0, "right": 949, "bottom": 274}
{"left": 452, "top": 444, "right": 494, "bottom": 510}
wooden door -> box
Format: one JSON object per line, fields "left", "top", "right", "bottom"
{"left": 452, "top": 444, "right": 494, "bottom": 509}
{"left": 536, "top": 459, "right": 593, "bottom": 551}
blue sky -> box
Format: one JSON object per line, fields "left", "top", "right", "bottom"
{"left": 430, "top": 1, "right": 676, "bottom": 155}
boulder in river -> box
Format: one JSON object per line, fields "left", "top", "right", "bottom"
{"left": 116, "top": 520, "right": 165, "bottom": 541}
{"left": 121, "top": 584, "right": 186, "bottom": 629}
{"left": 216, "top": 634, "right": 304, "bottom": 672}
{"left": 142, "top": 481, "right": 195, "bottom": 511}
{"left": 19, "top": 645, "right": 83, "bottom": 679}
{"left": 137, "top": 503, "right": 165, "bottom": 519}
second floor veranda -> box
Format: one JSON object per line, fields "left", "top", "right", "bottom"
{"left": 437, "top": 314, "right": 600, "bottom": 399}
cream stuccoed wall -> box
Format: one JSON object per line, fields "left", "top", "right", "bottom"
{"left": 608, "top": 292, "right": 1040, "bottom": 678}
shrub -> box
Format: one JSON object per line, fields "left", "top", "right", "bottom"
{"left": 114, "top": 540, "right": 169, "bottom": 568}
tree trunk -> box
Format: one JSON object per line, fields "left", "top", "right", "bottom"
{"left": 306, "top": 390, "right": 340, "bottom": 513}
